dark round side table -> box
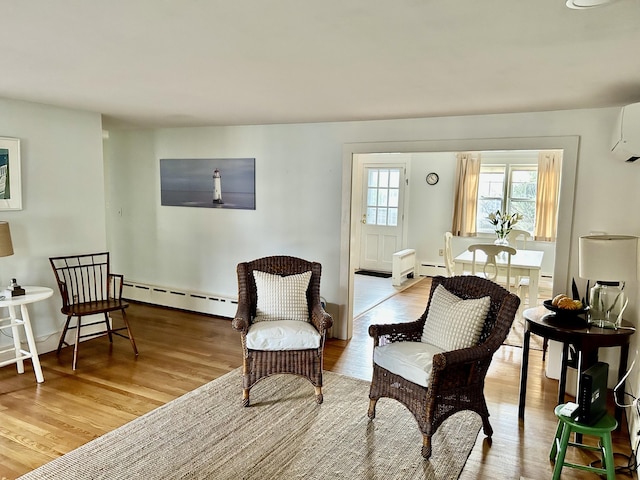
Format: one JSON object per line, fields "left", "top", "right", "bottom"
{"left": 518, "top": 305, "right": 635, "bottom": 425}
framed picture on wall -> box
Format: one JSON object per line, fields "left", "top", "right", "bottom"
{"left": 0, "top": 137, "right": 22, "bottom": 211}
{"left": 160, "top": 158, "right": 256, "bottom": 210}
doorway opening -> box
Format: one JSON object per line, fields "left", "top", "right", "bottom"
{"left": 338, "top": 136, "right": 579, "bottom": 341}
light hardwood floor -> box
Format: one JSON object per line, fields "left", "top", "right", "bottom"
{"left": 0, "top": 279, "right": 636, "bottom": 479}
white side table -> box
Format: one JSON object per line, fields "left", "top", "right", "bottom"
{"left": 0, "top": 286, "right": 53, "bottom": 383}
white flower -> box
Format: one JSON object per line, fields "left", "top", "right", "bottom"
{"left": 487, "top": 210, "right": 522, "bottom": 237}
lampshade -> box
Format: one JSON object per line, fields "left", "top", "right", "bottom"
{"left": 579, "top": 235, "right": 638, "bottom": 282}
{"left": 566, "top": 0, "right": 620, "bottom": 9}
{"left": 0, "top": 222, "right": 13, "bottom": 257}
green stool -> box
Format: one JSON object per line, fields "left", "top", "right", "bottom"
{"left": 549, "top": 404, "right": 617, "bottom": 480}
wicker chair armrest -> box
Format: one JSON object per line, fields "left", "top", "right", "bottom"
{"left": 232, "top": 302, "right": 252, "bottom": 333}
{"left": 310, "top": 303, "right": 333, "bottom": 333}
{"left": 368, "top": 320, "right": 423, "bottom": 346}
{"left": 431, "top": 343, "right": 492, "bottom": 373}
{"left": 231, "top": 317, "right": 249, "bottom": 332}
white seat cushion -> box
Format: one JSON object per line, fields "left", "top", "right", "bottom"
{"left": 373, "top": 341, "right": 445, "bottom": 388}
{"left": 421, "top": 284, "right": 490, "bottom": 351}
{"left": 253, "top": 270, "right": 311, "bottom": 322}
{"left": 246, "top": 320, "right": 321, "bottom": 350}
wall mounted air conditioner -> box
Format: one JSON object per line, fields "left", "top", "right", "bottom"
{"left": 611, "top": 102, "right": 640, "bottom": 162}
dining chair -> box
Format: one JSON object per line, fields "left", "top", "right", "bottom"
{"left": 49, "top": 252, "right": 138, "bottom": 370}
{"left": 468, "top": 243, "right": 517, "bottom": 291}
{"left": 506, "top": 229, "right": 532, "bottom": 249}
{"left": 506, "top": 229, "right": 533, "bottom": 301}
{"left": 444, "top": 232, "right": 455, "bottom": 276}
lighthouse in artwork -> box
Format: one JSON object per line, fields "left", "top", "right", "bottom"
{"left": 212, "top": 169, "right": 224, "bottom": 204}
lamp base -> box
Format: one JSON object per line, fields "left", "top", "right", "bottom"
{"left": 588, "top": 318, "right": 618, "bottom": 329}
{"left": 588, "top": 281, "right": 625, "bottom": 328}
{"left": 6, "top": 286, "right": 25, "bottom": 297}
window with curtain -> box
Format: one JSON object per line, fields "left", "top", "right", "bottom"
{"left": 534, "top": 150, "right": 562, "bottom": 241}
{"left": 452, "top": 149, "right": 561, "bottom": 241}
{"left": 451, "top": 152, "right": 481, "bottom": 237}
{"left": 476, "top": 164, "right": 538, "bottom": 234}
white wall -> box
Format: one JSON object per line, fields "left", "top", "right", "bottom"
{"left": 105, "top": 109, "right": 631, "bottom": 320}
{"left": 104, "top": 125, "right": 343, "bottom": 298}
{"left": 0, "top": 98, "right": 106, "bottom": 351}
{"left": 406, "top": 151, "right": 456, "bottom": 268}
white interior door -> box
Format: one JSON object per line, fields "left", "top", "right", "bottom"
{"left": 359, "top": 165, "right": 405, "bottom": 272}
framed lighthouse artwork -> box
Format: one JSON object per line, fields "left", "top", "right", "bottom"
{"left": 160, "top": 158, "right": 256, "bottom": 210}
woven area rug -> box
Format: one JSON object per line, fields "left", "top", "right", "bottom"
{"left": 504, "top": 308, "right": 543, "bottom": 350}
{"left": 19, "top": 369, "right": 482, "bottom": 480}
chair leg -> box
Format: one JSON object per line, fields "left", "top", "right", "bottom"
{"left": 367, "top": 398, "right": 378, "bottom": 419}
{"left": 314, "top": 386, "right": 323, "bottom": 404}
{"left": 477, "top": 398, "right": 494, "bottom": 437}
{"left": 121, "top": 309, "right": 138, "bottom": 356}
{"left": 549, "top": 419, "right": 564, "bottom": 461}
{"left": 242, "top": 388, "right": 250, "bottom": 407}
{"left": 57, "top": 316, "right": 73, "bottom": 355}
{"left": 72, "top": 317, "right": 82, "bottom": 371}
{"left": 422, "top": 434, "right": 432, "bottom": 459}
{"left": 103, "top": 313, "right": 114, "bottom": 343}
{"left": 552, "top": 421, "right": 572, "bottom": 480}
{"left": 481, "top": 413, "right": 493, "bottom": 437}
{"left": 601, "top": 430, "right": 616, "bottom": 480}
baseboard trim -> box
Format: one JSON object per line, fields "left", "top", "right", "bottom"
{"left": 123, "top": 281, "right": 237, "bottom": 318}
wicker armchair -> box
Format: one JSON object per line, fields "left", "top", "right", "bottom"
{"left": 232, "top": 256, "right": 333, "bottom": 406}
{"left": 368, "top": 275, "right": 520, "bottom": 459}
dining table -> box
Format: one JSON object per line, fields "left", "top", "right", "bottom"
{"left": 453, "top": 247, "right": 544, "bottom": 305}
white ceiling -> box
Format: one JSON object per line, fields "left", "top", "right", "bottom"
{"left": 2, "top": 0, "right": 640, "bottom": 129}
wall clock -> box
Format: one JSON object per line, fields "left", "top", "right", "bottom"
{"left": 426, "top": 172, "right": 439, "bottom": 185}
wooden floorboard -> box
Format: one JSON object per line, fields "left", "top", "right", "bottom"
{"left": 0, "top": 280, "right": 636, "bottom": 479}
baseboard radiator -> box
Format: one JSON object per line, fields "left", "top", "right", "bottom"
{"left": 420, "top": 263, "right": 447, "bottom": 277}
{"left": 122, "top": 281, "right": 238, "bottom": 318}
{"left": 392, "top": 249, "right": 416, "bottom": 286}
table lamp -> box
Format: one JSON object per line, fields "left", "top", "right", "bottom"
{"left": 0, "top": 221, "right": 14, "bottom": 258}
{"left": 579, "top": 234, "right": 638, "bottom": 328}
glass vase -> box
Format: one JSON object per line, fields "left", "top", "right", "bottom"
{"left": 589, "top": 281, "right": 625, "bottom": 328}
{"left": 494, "top": 236, "right": 509, "bottom": 246}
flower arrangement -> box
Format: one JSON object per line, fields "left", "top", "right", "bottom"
{"left": 487, "top": 210, "right": 523, "bottom": 241}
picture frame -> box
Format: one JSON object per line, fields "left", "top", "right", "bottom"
{"left": 160, "top": 157, "right": 255, "bottom": 210}
{"left": 0, "top": 137, "right": 22, "bottom": 211}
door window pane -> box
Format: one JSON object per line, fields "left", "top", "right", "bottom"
{"left": 388, "top": 189, "right": 399, "bottom": 207}
{"left": 387, "top": 208, "right": 398, "bottom": 226}
{"left": 366, "top": 207, "right": 377, "bottom": 224}
{"left": 377, "top": 208, "right": 388, "bottom": 225}
{"left": 367, "top": 188, "right": 377, "bottom": 206}
{"left": 368, "top": 170, "right": 378, "bottom": 187}
{"left": 379, "top": 170, "right": 389, "bottom": 188}
{"left": 389, "top": 170, "right": 400, "bottom": 188}
{"left": 377, "top": 189, "right": 388, "bottom": 207}
{"left": 365, "top": 167, "right": 402, "bottom": 227}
